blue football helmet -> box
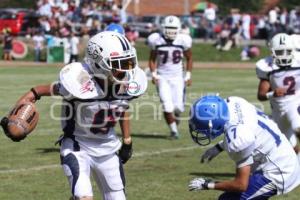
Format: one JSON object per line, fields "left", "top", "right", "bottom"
{"left": 105, "top": 23, "right": 125, "bottom": 35}
{"left": 189, "top": 95, "right": 229, "bottom": 146}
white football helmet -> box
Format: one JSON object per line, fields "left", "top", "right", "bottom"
{"left": 270, "top": 33, "right": 294, "bottom": 67}
{"left": 162, "top": 15, "right": 181, "bottom": 40}
{"left": 84, "top": 31, "right": 137, "bottom": 83}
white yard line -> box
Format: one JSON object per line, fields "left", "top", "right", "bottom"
{"left": 0, "top": 145, "right": 209, "bottom": 174}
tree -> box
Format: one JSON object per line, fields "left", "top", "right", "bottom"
{"left": 0, "top": 0, "right": 36, "bottom": 9}
{"left": 278, "top": 0, "right": 300, "bottom": 10}
{"left": 210, "top": 0, "right": 264, "bottom": 15}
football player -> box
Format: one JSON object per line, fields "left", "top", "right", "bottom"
{"left": 256, "top": 33, "right": 300, "bottom": 155}
{"left": 105, "top": 23, "right": 125, "bottom": 35}
{"left": 147, "top": 15, "right": 193, "bottom": 139}
{"left": 6, "top": 31, "right": 147, "bottom": 200}
{"left": 188, "top": 95, "right": 300, "bottom": 199}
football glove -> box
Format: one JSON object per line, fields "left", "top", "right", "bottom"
{"left": 201, "top": 141, "right": 224, "bottom": 163}
{"left": 188, "top": 177, "right": 215, "bottom": 191}
{"left": 1, "top": 117, "right": 9, "bottom": 137}
{"left": 119, "top": 142, "right": 132, "bottom": 164}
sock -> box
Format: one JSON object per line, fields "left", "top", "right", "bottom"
{"left": 169, "top": 122, "right": 178, "bottom": 133}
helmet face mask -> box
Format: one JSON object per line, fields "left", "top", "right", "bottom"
{"left": 189, "top": 95, "right": 229, "bottom": 146}
{"left": 162, "top": 15, "right": 181, "bottom": 40}
{"left": 270, "top": 33, "right": 294, "bottom": 67}
{"left": 85, "top": 31, "right": 137, "bottom": 84}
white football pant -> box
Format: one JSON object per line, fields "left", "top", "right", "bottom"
{"left": 60, "top": 138, "right": 126, "bottom": 200}
{"left": 157, "top": 75, "right": 185, "bottom": 113}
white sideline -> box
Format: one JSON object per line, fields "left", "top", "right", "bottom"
{"left": 0, "top": 145, "right": 207, "bottom": 174}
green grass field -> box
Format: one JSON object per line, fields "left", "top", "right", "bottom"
{"left": 0, "top": 66, "right": 299, "bottom": 200}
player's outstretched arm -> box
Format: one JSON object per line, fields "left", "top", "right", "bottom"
{"left": 257, "top": 79, "right": 272, "bottom": 101}
{"left": 189, "top": 165, "right": 251, "bottom": 192}
{"left": 1, "top": 83, "right": 59, "bottom": 142}
{"left": 200, "top": 141, "right": 224, "bottom": 163}
{"left": 16, "top": 83, "right": 59, "bottom": 104}
{"left": 119, "top": 111, "right": 133, "bottom": 164}
{"left": 184, "top": 49, "right": 193, "bottom": 86}
{"left": 149, "top": 50, "right": 159, "bottom": 85}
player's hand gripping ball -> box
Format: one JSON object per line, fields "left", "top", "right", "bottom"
{"left": 1, "top": 102, "right": 39, "bottom": 142}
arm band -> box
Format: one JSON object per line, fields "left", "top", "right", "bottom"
{"left": 123, "top": 136, "right": 132, "bottom": 145}
{"left": 266, "top": 91, "right": 274, "bottom": 99}
{"left": 31, "top": 88, "right": 41, "bottom": 100}
{"left": 203, "top": 180, "right": 216, "bottom": 190}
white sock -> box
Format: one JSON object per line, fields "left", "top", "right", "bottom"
{"left": 169, "top": 122, "right": 178, "bottom": 133}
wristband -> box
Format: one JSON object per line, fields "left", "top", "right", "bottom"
{"left": 31, "top": 88, "right": 41, "bottom": 100}
{"left": 207, "top": 182, "right": 215, "bottom": 189}
{"left": 123, "top": 136, "right": 132, "bottom": 145}
{"left": 266, "top": 91, "right": 274, "bottom": 99}
{"left": 185, "top": 71, "right": 191, "bottom": 81}
{"left": 203, "top": 180, "right": 215, "bottom": 190}
{"left": 151, "top": 71, "right": 160, "bottom": 79}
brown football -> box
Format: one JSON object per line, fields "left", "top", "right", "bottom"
{"left": 7, "top": 102, "right": 39, "bottom": 141}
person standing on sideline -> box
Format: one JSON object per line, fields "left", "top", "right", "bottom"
{"left": 69, "top": 31, "right": 79, "bottom": 63}
{"left": 32, "top": 30, "right": 45, "bottom": 62}
{"left": 2, "top": 28, "right": 13, "bottom": 61}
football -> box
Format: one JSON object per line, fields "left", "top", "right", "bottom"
{"left": 6, "top": 102, "right": 39, "bottom": 141}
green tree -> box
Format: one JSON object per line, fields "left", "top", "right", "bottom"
{"left": 0, "top": 0, "right": 36, "bottom": 9}
{"left": 210, "top": 0, "right": 264, "bottom": 15}
{"left": 278, "top": 0, "right": 300, "bottom": 10}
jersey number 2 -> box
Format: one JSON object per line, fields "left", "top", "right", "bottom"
{"left": 283, "top": 76, "right": 295, "bottom": 95}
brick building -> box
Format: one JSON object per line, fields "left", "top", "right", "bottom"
{"left": 125, "top": 0, "right": 280, "bottom": 16}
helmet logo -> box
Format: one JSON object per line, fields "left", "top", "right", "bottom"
{"left": 110, "top": 52, "right": 120, "bottom": 56}
{"left": 279, "top": 37, "right": 285, "bottom": 45}
{"left": 87, "top": 42, "right": 103, "bottom": 61}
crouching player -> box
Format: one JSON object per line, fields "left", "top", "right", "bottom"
{"left": 188, "top": 95, "right": 300, "bottom": 199}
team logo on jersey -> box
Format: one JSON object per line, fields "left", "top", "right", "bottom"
{"left": 80, "top": 80, "right": 95, "bottom": 94}
{"left": 126, "top": 81, "right": 140, "bottom": 95}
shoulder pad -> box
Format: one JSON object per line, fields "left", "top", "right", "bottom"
{"left": 225, "top": 125, "right": 255, "bottom": 162}
{"left": 177, "top": 33, "right": 192, "bottom": 50}
{"left": 225, "top": 125, "right": 255, "bottom": 153}
{"left": 125, "top": 67, "right": 148, "bottom": 97}
{"left": 147, "top": 32, "right": 162, "bottom": 49}
{"left": 255, "top": 56, "right": 273, "bottom": 80}
{"left": 59, "top": 62, "right": 101, "bottom": 99}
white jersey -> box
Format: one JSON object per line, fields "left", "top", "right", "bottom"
{"left": 57, "top": 62, "right": 147, "bottom": 157}
{"left": 147, "top": 32, "right": 192, "bottom": 77}
{"left": 291, "top": 34, "right": 300, "bottom": 66}
{"left": 223, "top": 97, "right": 300, "bottom": 194}
{"left": 256, "top": 56, "right": 300, "bottom": 111}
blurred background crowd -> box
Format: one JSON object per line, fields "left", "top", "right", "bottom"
{"left": 0, "top": 0, "right": 299, "bottom": 62}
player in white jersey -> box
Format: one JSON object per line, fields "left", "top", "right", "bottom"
{"left": 11, "top": 31, "right": 147, "bottom": 200}
{"left": 147, "top": 15, "right": 193, "bottom": 139}
{"left": 188, "top": 95, "right": 300, "bottom": 199}
{"left": 256, "top": 33, "right": 300, "bottom": 154}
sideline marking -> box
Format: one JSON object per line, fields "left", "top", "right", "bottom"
{"left": 0, "top": 145, "right": 209, "bottom": 174}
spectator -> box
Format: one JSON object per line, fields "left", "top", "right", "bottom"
{"left": 204, "top": 3, "right": 216, "bottom": 40}
{"left": 38, "top": 0, "right": 52, "bottom": 18}
{"left": 68, "top": 31, "right": 79, "bottom": 63}
{"left": 240, "top": 45, "right": 260, "bottom": 61}
{"left": 32, "top": 31, "right": 45, "bottom": 62}
{"left": 2, "top": 28, "right": 13, "bottom": 61}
